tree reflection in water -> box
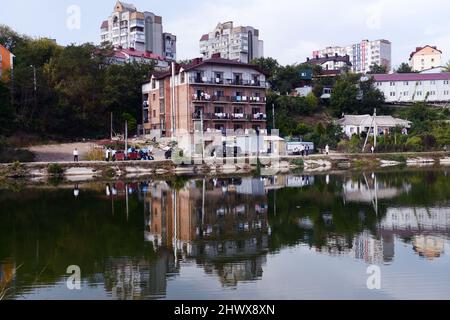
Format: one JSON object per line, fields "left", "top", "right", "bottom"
{"left": 0, "top": 168, "right": 449, "bottom": 299}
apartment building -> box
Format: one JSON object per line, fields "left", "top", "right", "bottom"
{"left": 100, "top": 1, "right": 176, "bottom": 60}
{"left": 313, "top": 39, "right": 392, "bottom": 73}
{"left": 373, "top": 73, "right": 450, "bottom": 103}
{"left": 142, "top": 55, "right": 268, "bottom": 137}
{"left": 409, "top": 45, "right": 442, "bottom": 72}
{"left": 0, "top": 44, "right": 14, "bottom": 81}
{"left": 200, "top": 22, "right": 264, "bottom": 64}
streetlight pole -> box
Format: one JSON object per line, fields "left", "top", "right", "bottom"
{"left": 272, "top": 103, "right": 275, "bottom": 129}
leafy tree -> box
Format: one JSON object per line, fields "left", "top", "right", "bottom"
{"left": 0, "top": 81, "right": 14, "bottom": 135}
{"left": 367, "top": 63, "right": 388, "bottom": 74}
{"left": 250, "top": 57, "right": 280, "bottom": 77}
{"left": 396, "top": 62, "right": 413, "bottom": 73}
{"left": 331, "top": 73, "right": 384, "bottom": 116}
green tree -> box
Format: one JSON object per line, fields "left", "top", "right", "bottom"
{"left": 396, "top": 62, "right": 413, "bottom": 73}
{"left": 368, "top": 63, "right": 388, "bottom": 74}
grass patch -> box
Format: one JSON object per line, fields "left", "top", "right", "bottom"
{"left": 84, "top": 147, "right": 104, "bottom": 161}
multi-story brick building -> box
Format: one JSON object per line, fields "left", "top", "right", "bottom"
{"left": 313, "top": 39, "right": 392, "bottom": 74}
{"left": 142, "top": 55, "right": 268, "bottom": 137}
{"left": 0, "top": 44, "right": 14, "bottom": 81}
{"left": 100, "top": 1, "right": 176, "bottom": 61}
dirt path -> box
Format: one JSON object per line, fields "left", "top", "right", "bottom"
{"left": 29, "top": 142, "right": 96, "bottom": 162}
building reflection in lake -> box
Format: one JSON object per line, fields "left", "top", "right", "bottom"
{"left": 144, "top": 177, "right": 272, "bottom": 287}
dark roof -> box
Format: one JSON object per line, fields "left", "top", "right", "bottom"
{"left": 101, "top": 20, "right": 108, "bottom": 29}
{"left": 151, "top": 57, "right": 269, "bottom": 80}
{"left": 306, "top": 55, "right": 352, "bottom": 66}
{"left": 409, "top": 45, "right": 442, "bottom": 59}
{"left": 373, "top": 72, "right": 450, "bottom": 82}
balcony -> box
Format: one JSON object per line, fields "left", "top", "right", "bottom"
{"left": 189, "top": 77, "right": 267, "bottom": 88}
{"left": 252, "top": 113, "right": 267, "bottom": 121}
{"left": 192, "top": 93, "right": 212, "bottom": 102}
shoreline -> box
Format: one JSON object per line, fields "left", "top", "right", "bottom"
{"left": 1, "top": 152, "right": 449, "bottom": 183}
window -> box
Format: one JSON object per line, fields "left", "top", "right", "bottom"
{"left": 403, "top": 91, "right": 409, "bottom": 96}
{"left": 376, "top": 82, "right": 382, "bottom": 86}
{"left": 152, "top": 94, "right": 156, "bottom": 101}
{"left": 444, "top": 80, "right": 449, "bottom": 85}
{"left": 390, "top": 92, "right": 396, "bottom": 97}
{"left": 431, "top": 80, "right": 436, "bottom": 85}
{"left": 153, "top": 110, "right": 156, "bottom": 118}
{"left": 444, "top": 91, "right": 449, "bottom": 95}
{"left": 403, "top": 81, "right": 409, "bottom": 85}
{"left": 390, "top": 82, "right": 395, "bottom": 86}
{"left": 180, "top": 72, "right": 185, "bottom": 83}
{"left": 417, "top": 91, "right": 422, "bottom": 96}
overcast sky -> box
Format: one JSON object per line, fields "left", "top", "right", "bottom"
{"left": 1, "top": 0, "right": 450, "bottom": 68}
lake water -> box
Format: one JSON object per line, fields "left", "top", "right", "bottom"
{"left": 1, "top": 168, "right": 450, "bottom": 300}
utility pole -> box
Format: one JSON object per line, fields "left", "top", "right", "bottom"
{"left": 272, "top": 103, "right": 275, "bottom": 129}
{"left": 200, "top": 110, "right": 205, "bottom": 162}
{"left": 110, "top": 112, "right": 113, "bottom": 141}
{"left": 125, "top": 120, "right": 128, "bottom": 157}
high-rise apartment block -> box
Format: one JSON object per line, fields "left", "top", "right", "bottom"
{"left": 313, "top": 39, "right": 392, "bottom": 73}
{"left": 100, "top": 1, "right": 176, "bottom": 60}
{"left": 200, "top": 22, "right": 264, "bottom": 64}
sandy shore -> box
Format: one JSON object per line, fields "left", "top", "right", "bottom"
{"left": 29, "top": 142, "right": 96, "bottom": 162}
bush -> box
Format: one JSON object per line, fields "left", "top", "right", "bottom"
{"left": 47, "top": 164, "right": 64, "bottom": 176}
{"left": 405, "top": 136, "right": 423, "bottom": 152}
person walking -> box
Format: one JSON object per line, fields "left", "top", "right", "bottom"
{"left": 325, "top": 145, "right": 330, "bottom": 155}
{"left": 371, "top": 146, "right": 375, "bottom": 154}
{"left": 73, "top": 148, "right": 79, "bottom": 162}
{"left": 105, "top": 148, "right": 110, "bottom": 162}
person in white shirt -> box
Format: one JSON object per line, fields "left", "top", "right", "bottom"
{"left": 105, "top": 148, "right": 110, "bottom": 162}
{"left": 73, "top": 148, "right": 79, "bottom": 162}
{"left": 325, "top": 145, "right": 330, "bottom": 155}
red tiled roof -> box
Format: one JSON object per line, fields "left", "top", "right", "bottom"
{"left": 119, "top": 48, "right": 165, "bottom": 61}
{"left": 101, "top": 20, "right": 108, "bottom": 29}
{"left": 200, "top": 34, "right": 209, "bottom": 41}
{"left": 373, "top": 73, "right": 450, "bottom": 82}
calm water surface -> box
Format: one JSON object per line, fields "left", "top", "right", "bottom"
{"left": 1, "top": 169, "right": 450, "bottom": 300}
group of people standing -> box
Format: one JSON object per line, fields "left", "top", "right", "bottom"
{"left": 104, "top": 148, "right": 117, "bottom": 162}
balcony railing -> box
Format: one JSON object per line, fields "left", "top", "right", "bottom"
{"left": 192, "top": 94, "right": 267, "bottom": 103}
{"left": 192, "top": 113, "right": 268, "bottom": 121}
{"left": 189, "top": 77, "right": 267, "bottom": 87}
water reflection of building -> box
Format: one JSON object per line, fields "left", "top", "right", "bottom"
{"left": 144, "top": 177, "right": 271, "bottom": 287}
{"left": 343, "top": 174, "right": 411, "bottom": 205}
{"left": 381, "top": 207, "right": 450, "bottom": 233}
{"left": 0, "top": 261, "right": 16, "bottom": 288}
{"left": 352, "top": 231, "right": 384, "bottom": 264}
{"left": 103, "top": 250, "right": 179, "bottom": 300}
{"left": 413, "top": 236, "right": 445, "bottom": 260}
